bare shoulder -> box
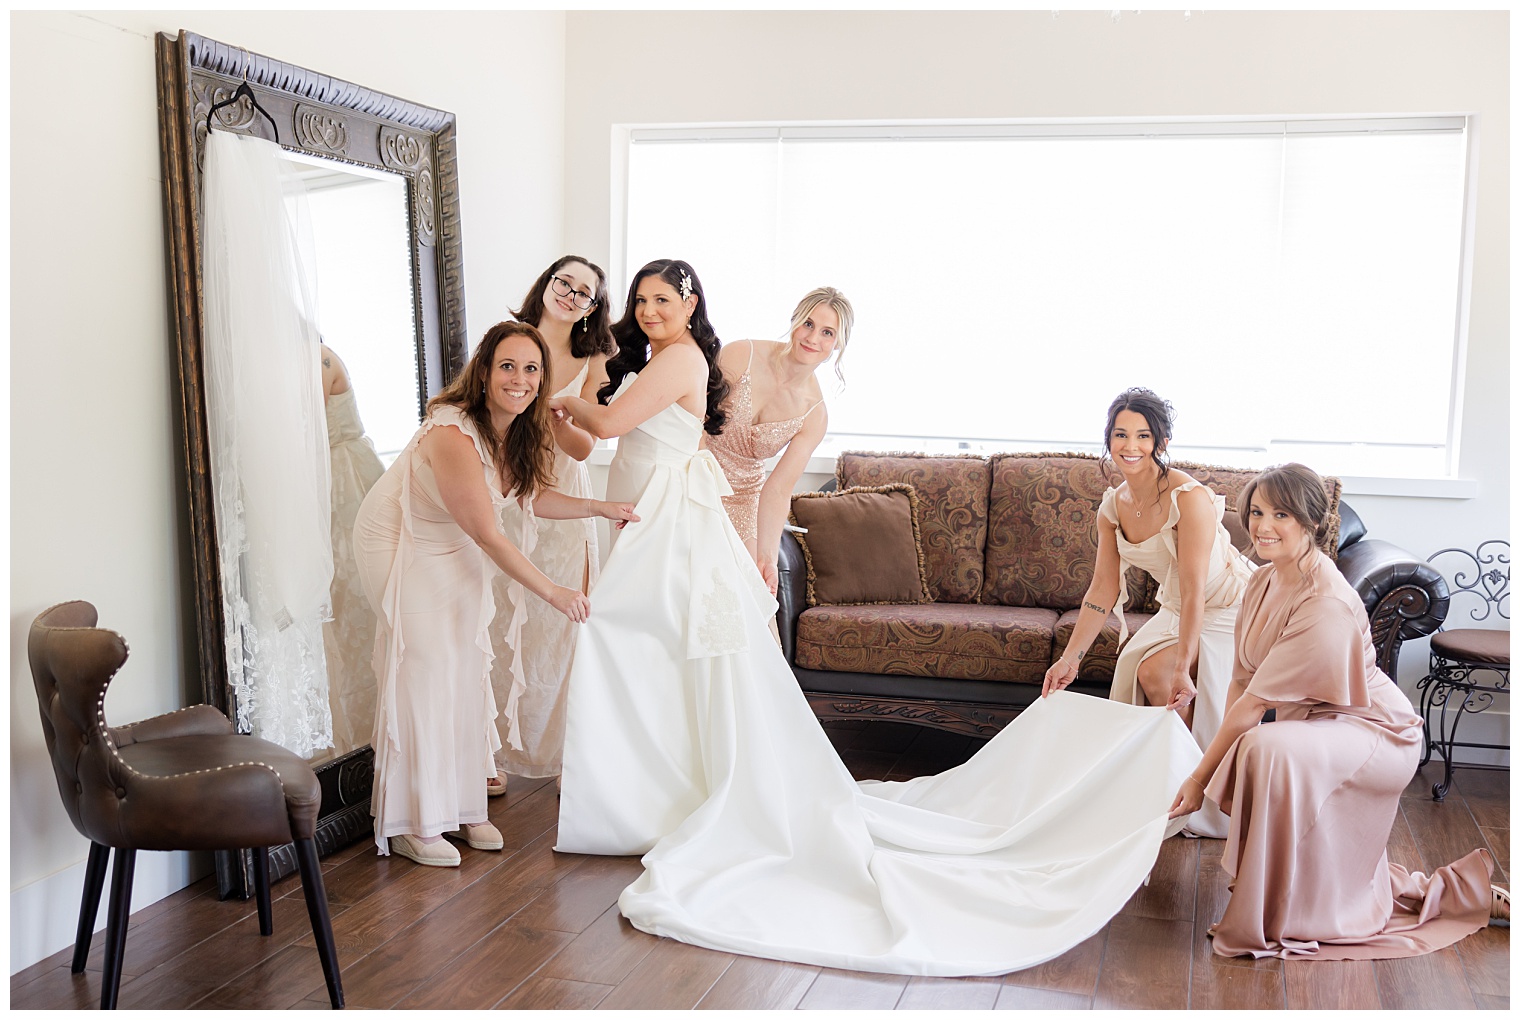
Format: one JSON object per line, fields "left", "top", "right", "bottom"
{"left": 1172, "top": 471, "right": 1212, "bottom": 507}
{"left": 418, "top": 418, "right": 473, "bottom": 460}
{"left": 717, "top": 339, "right": 753, "bottom": 373}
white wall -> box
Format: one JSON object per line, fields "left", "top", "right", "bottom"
{"left": 564, "top": 10, "right": 1508, "bottom": 707}
{"left": 10, "top": 10, "right": 567, "bottom": 973}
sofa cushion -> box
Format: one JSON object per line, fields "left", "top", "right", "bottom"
{"left": 794, "top": 603, "right": 1058, "bottom": 684}
{"left": 1053, "top": 608, "right": 1158, "bottom": 685}
{"left": 983, "top": 454, "right": 1111, "bottom": 611}
{"left": 789, "top": 485, "right": 930, "bottom": 606}
{"left": 837, "top": 452, "right": 989, "bottom": 604}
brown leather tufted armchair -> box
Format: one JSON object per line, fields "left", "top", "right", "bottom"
{"left": 27, "top": 600, "right": 344, "bottom": 1009}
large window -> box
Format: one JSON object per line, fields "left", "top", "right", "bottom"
{"left": 624, "top": 118, "right": 1473, "bottom": 478}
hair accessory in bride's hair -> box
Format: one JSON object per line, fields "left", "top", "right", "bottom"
{"left": 678, "top": 269, "right": 693, "bottom": 301}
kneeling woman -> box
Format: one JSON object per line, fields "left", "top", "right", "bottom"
{"left": 1169, "top": 463, "right": 1498, "bottom": 958}
{"left": 353, "top": 322, "right": 636, "bottom": 867}
{"left": 1044, "top": 388, "right": 1253, "bottom": 837}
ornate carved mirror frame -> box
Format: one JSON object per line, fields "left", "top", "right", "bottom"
{"left": 155, "top": 29, "right": 468, "bottom": 892}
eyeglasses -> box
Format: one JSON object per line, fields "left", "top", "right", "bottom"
{"left": 550, "top": 275, "right": 595, "bottom": 311}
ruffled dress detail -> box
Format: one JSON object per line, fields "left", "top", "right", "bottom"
{"left": 1101, "top": 480, "right": 1255, "bottom": 838}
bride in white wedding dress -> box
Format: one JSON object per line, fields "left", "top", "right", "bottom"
{"left": 552, "top": 259, "right": 1202, "bottom": 977}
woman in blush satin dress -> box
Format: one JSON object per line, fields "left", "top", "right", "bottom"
{"left": 1168, "top": 462, "right": 1501, "bottom": 959}
{"left": 352, "top": 322, "right": 636, "bottom": 868}
{"left": 1044, "top": 388, "right": 1254, "bottom": 839}
{"left": 549, "top": 260, "right": 1205, "bottom": 977}
{"left": 708, "top": 287, "right": 852, "bottom": 597}
{"left": 487, "top": 257, "right": 616, "bottom": 793}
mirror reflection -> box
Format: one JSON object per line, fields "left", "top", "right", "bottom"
{"left": 283, "top": 154, "right": 418, "bottom": 763}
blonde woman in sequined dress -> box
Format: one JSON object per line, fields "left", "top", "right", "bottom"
{"left": 708, "top": 287, "right": 853, "bottom": 596}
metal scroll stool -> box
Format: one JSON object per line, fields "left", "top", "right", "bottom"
{"left": 1416, "top": 540, "right": 1510, "bottom": 800}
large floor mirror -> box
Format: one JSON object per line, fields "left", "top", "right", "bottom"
{"left": 155, "top": 30, "right": 468, "bottom": 894}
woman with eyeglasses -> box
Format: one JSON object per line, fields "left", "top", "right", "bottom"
{"left": 485, "top": 257, "right": 616, "bottom": 796}
{"left": 708, "top": 287, "right": 852, "bottom": 598}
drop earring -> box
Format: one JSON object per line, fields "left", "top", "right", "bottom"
{"left": 582, "top": 316, "right": 589, "bottom": 333}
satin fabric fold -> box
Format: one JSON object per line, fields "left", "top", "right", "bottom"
{"left": 558, "top": 377, "right": 1203, "bottom": 975}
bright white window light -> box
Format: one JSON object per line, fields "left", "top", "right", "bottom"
{"left": 626, "top": 119, "right": 1471, "bottom": 478}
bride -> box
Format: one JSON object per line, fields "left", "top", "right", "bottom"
{"left": 550, "top": 259, "right": 1202, "bottom": 977}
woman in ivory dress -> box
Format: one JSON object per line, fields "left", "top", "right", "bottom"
{"left": 1169, "top": 463, "right": 1502, "bottom": 958}
{"left": 486, "top": 257, "right": 616, "bottom": 793}
{"left": 352, "top": 322, "right": 637, "bottom": 868}
{"left": 1043, "top": 388, "right": 1253, "bottom": 838}
{"left": 318, "top": 342, "right": 386, "bottom": 759}
{"left": 548, "top": 261, "right": 1204, "bottom": 977}
{"left": 709, "top": 287, "right": 852, "bottom": 595}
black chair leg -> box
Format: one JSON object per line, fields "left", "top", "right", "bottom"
{"left": 252, "top": 847, "right": 273, "bottom": 936}
{"left": 100, "top": 847, "right": 136, "bottom": 1010}
{"left": 294, "top": 837, "right": 344, "bottom": 1009}
{"left": 71, "top": 842, "right": 110, "bottom": 973}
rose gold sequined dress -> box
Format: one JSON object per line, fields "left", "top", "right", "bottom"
{"left": 708, "top": 343, "right": 822, "bottom": 544}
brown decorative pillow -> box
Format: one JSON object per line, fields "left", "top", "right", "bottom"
{"left": 789, "top": 484, "right": 931, "bottom": 607}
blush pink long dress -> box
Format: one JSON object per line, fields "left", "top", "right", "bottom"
{"left": 707, "top": 342, "right": 821, "bottom": 545}
{"left": 1205, "top": 552, "right": 1493, "bottom": 959}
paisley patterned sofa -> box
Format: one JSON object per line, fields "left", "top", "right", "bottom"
{"left": 775, "top": 451, "right": 1449, "bottom": 738}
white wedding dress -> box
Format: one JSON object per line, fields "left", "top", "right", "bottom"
{"left": 557, "top": 375, "right": 1203, "bottom": 977}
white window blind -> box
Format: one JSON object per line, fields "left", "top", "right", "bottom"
{"left": 625, "top": 119, "right": 1472, "bottom": 477}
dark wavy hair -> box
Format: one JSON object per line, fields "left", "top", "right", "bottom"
{"left": 1239, "top": 463, "right": 1331, "bottom": 572}
{"left": 597, "top": 258, "right": 731, "bottom": 435}
{"left": 1100, "top": 387, "right": 1175, "bottom": 510}
{"left": 427, "top": 321, "right": 557, "bottom": 498}
{"left": 511, "top": 255, "right": 616, "bottom": 359}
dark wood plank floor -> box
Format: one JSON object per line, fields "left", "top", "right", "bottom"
{"left": 11, "top": 721, "right": 1509, "bottom": 1010}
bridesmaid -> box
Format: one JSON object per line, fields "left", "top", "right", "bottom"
{"left": 1169, "top": 462, "right": 1501, "bottom": 958}
{"left": 354, "top": 321, "right": 636, "bottom": 867}
{"left": 488, "top": 256, "right": 616, "bottom": 793}
{"left": 708, "top": 287, "right": 853, "bottom": 594}
{"left": 1043, "top": 388, "right": 1254, "bottom": 838}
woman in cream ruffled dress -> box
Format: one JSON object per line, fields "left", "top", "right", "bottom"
{"left": 1044, "top": 388, "right": 1254, "bottom": 838}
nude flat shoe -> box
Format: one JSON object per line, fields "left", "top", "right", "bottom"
{"left": 446, "top": 821, "right": 504, "bottom": 852}
{"left": 486, "top": 771, "right": 508, "bottom": 797}
{"left": 1491, "top": 885, "right": 1510, "bottom": 926}
{"left": 389, "top": 833, "right": 461, "bottom": 868}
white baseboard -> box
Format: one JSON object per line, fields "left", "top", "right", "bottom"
{"left": 10, "top": 849, "right": 202, "bottom": 975}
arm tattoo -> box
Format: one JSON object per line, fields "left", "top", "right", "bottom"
{"left": 322, "top": 355, "right": 331, "bottom": 368}
{"left": 1069, "top": 648, "right": 1086, "bottom": 662}
{"left": 1083, "top": 600, "right": 1110, "bottom": 615}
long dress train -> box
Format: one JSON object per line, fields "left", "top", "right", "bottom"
{"left": 490, "top": 361, "right": 598, "bottom": 778}
{"left": 557, "top": 376, "right": 1204, "bottom": 976}
{"left": 1103, "top": 480, "right": 1254, "bottom": 838}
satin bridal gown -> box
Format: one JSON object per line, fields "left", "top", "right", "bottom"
{"left": 557, "top": 375, "right": 1204, "bottom": 977}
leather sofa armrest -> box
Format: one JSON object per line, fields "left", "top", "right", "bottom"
{"left": 1335, "top": 537, "right": 1450, "bottom": 677}
{"left": 777, "top": 530, "right": 808, "bottom": 662}
{"left": 112, "top": 704, "right": 234, "bottom": 747}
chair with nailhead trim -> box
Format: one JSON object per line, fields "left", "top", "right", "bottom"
{"left": 27, "top": 600, "right": 344, "bottom": 1009}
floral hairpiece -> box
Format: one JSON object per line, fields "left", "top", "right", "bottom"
{"left": 678, "top": 269, "right": 693, "bottom": 301}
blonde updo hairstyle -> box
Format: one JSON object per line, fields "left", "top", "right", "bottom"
{"left": 1238, "top": 462, "right": 1332, "bottom": 573}
{"left": 785, "top": 286, "right": 854, "bottom": 386}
